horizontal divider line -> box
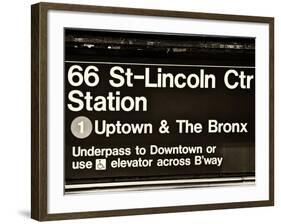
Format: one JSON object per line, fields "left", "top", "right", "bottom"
{"left": 65, "top": 60, "right": 255, "bottom": 69}
{"left": 65, "top": 176, "right": 255, "bottom": 190}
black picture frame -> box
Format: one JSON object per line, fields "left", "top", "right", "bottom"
{"left": 31, "top": 2, "right": 274, "bottom": 221}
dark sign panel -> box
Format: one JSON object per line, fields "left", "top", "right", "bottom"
{"left": 64, "top": 29, "right": 255, "bottom": 193}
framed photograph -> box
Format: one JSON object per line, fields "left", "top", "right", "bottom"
{"left": 31, "top": 2, "right": 274, "bottom": 221}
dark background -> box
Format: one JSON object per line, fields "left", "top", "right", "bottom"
{"left": 64, "top": 28, "right": 255, "bottom": 186}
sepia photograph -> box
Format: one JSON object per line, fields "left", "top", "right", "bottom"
{"left": 64, "top": 28, "right": 256, "bottom": 193}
